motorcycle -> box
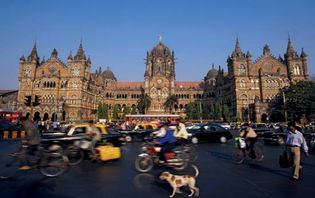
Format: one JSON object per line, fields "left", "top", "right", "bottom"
{"left": 135, "top": 142, "right": 189, "bottom": 173}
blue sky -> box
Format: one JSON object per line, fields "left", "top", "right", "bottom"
{"left": 1, "top": 0, "right": 314, "bottom": 89}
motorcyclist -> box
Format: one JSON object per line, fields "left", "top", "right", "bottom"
{"left": 240, "top": 122, "right": 258, "bottom": 159}
{"left": 155, "top": 123, "right": 177, "bottom": 163}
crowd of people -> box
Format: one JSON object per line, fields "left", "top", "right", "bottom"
{"left": 12, "top": 115, "right": 311, "bottom": 182}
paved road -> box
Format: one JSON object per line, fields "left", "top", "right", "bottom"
{"left": 0, "top": 139, "right": 314, "bottom": 198}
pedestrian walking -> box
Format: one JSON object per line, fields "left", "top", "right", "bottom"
{"left": 285, "top": 121, "right": 309, "bottom": 181}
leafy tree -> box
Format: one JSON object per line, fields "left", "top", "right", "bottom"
{"left": 98, "top": 103, "right": 107, "bottom": 119}
{"left": 112, "top": 104, "right": 121, "bottom": 120}
{"left": 131, "top": 105, "right": 137, "bottom": 114}
{"left": 123, "top": 106, "right": 130, "bottom": 116}
{"left": 213, "top": 101, "right": 222, "bottom": 120}
{"left": 164, "top": 95, "right": 178, "bottom": 113}
{"left": 269, "top": 80, "right": 315, "bottom": 121}
{"left": 185, "top": 102, "right": 195, "bottom": 120}
{"left": 137, "top": 94, "right": 151, "bottom": 114}
{"left": 222, "top": 104, "right": 230, "bottom": 122}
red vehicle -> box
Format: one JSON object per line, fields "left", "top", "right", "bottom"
{"left": 0, "top": 110, "right": 20, "bottom": 123}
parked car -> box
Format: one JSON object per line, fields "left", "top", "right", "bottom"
{"left": 211, "top": 122, "right": 231, "bottom": 130}
{"left": 188, "top": 124, "right": 232, "bottom": 144}
{"left": 0, "top": 122, "right": 17, "bottom": 131}
{"left": 260, "top": 127, "right": 286, "bottom": 145}
{"left": 118, "top": 123, "right": 158, "bottom": 142}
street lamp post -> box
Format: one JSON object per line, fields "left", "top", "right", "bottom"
{"left": 281, "top": 90, "right": 288, "bottom": 123}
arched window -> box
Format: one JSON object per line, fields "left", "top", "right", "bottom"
{"left": 240, "top": 79, "right": 246, "bottom": 88}
{"left": 239, "top": 64, "right": 246, "bottom": 75}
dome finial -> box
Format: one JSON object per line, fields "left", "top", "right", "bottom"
{"left": 158, "top": 35, "right": 163, "bottom": 43}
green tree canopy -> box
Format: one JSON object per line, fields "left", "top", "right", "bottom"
{"left": 137, "top": 94, "right": 151, "bottom": 114}
{"left": 164, "top": 95, "right": 178, "bottom": 113}
{"left": 269, "top": 80, "right": 315, "bottom": 122}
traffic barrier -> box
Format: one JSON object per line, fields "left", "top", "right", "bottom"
{"left": 0, "top": 130, "right": 25, "bottom": 140}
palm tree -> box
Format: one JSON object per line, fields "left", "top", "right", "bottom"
{"left": 164, "top": 95, "right": 178, "bottom": 114}
{"left": 137, "top": 94, "right": 152, "bottom": 114}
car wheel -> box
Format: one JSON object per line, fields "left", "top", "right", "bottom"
{"left": 220, "top": 136, "right": 227, "bottom": 143}
{"left": 125, "top": 135, "right": 132, "bottom": 142}
{"left": 191, "top": 137, "right": 199, "bottom": 144}
{"left": 277, "top": 137, "right": 285, "bottom": 145}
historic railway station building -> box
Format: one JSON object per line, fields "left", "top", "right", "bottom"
{"left": 16, "top": 38, "right": 308, "bottom": 122}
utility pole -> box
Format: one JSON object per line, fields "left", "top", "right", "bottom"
{"left": 282, "top": 90, "right": 288, "bottom": 123}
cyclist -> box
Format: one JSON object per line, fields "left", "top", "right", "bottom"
{"left": 173, "top": 118, "right": 189, "bottom": 145}
{"left": 18, "top": 116, "right": 42, "bottom": 170}
{"left": 155, "top": 123, "right": 177, "bottom": 163}
{"left": 85, "top": 120, "right": 102, "bottom": 157}
{"left": 240, "top": 123, "right": 258, "bottom": 159}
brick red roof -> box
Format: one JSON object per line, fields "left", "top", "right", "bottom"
{"left": 175, "top": 81, "right": 204, "bottom": 89}
{"left": 116, "top": 82, "right": 143, "bottom": 89}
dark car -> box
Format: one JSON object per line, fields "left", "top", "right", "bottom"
{"left": 0, "top": 122, "right": 16, "bottom": 131}
{"left": 260, "top": 127, "right": 286, "bottom": 145}
{"left": 41, "top": 123, "right": 125, "bottom": 147}
{"left": 188, "top": 124, "right": 233, "bottom": 144}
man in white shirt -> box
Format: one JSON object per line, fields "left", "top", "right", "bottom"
{"left": 285, "top": 121, "right": 309, "bottom": 181}
{"left": 173, "top": 118, "right": 189, "bottom": 145}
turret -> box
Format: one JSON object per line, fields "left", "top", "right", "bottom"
{"left": 74, "top": 41, "right": 86, "bottom": 60}
{"left": 27, "top": 43, "right": 39, "bottom": 65}
{"left": 263, "top": 44, "right": 271, "bottom": 56}
{"left": 50, "top": 48, "right": 58, "bottom": 59}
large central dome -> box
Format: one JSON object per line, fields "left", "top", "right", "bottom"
{"left": 150, "top": 42, "right": 171, "bottom": 56}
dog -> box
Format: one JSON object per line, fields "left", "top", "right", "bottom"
{"left": 159, "top": 165, "right": 199, "bottom": 197}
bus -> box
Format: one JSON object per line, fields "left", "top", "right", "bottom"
{"left": 125, "top": 114, "right": 180, "bottom": 123}
{"left": 0, "top": 110, "right": 20, "bottom": 123}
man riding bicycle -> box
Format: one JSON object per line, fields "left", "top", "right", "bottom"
{"left": 18, "top": 116, "right": 42, "bottom": 170}
{"left": 239, "top": 123, "right": 258, "bottom": 159}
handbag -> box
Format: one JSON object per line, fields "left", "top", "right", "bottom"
{"left": 278, "top": 149, "right": 293, "bottom": 168}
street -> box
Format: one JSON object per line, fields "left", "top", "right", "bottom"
{"left": 0, "top": 139, "right": 314, "bottom": 198}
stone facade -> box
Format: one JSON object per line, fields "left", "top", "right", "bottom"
{"left": 16, "top": 38, "right": 308, "bottom": 122}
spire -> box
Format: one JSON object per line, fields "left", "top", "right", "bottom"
{"left": 20, "top": 55, "right": 25, "bottom": 62}
{"left": 41, "top": 56, "right": 46, "bottom": 64}
{"left": 246, "top": 50, "right": 252, "bottom": 59}
{"left": 87, "top": 56, "right": 91, "bottom": 64}
{"left": 300, "top": 48, "right": 307, "bottom": 58}
{"left": 75, "top": 41, "right": 86, "bottom": 60}
{"left": 67, "top": 50, "right": 72, "bottom": 60}
{"left": 232, "top": 37, "right": 244, "bottom": 58}
{"left": 285, "top": 37, "right": 298, "bottom": 58}
{"left": 263, "top": 44, "right": 271, "bottom": 55}
{"left": 28, "top": 43, "right": 39, "bottom": 62}
{"left": 51, "top": 48, "right": 58, "bottom": 58}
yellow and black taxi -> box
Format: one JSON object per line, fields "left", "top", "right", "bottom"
{"left": 42, "top": 123, "right": 126, "bottom": 147}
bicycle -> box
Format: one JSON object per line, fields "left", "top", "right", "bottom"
{"left": 0, "top": 143, "right": 69, "bottom": 180}
{"left": 232, "top": 137, "right": 264, "bottom": 164}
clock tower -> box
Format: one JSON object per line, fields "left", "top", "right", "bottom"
{"left": 144, "top": 39, "right": 176, "bottom": 114}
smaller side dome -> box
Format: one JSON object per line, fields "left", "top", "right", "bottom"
{"left": 206, "top": 64, "right": 218, "bottom": 79}
{"left": 102, "top": 67, "right": 117, "bottom": 81}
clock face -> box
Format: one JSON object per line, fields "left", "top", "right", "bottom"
{"left": 48, "top": 65, "right": 56, "bottom": 73}
{"left": 157, "top": 79, "right": 162, "bottom": 84}
{"left": 24, "top": 65, "right": 31, "bottom": 77}
{"left": 71, "top": 66, "right": 80, "bottom": 76}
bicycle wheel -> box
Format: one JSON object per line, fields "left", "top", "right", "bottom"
{"left": 232, "top": 148, "right": 245, "bottom": 164}
{"left": 184, "top": 145, "right": 198, "bottom": 162}
{"left": 39, "top": 151, "right": 68, "bottom": 177}
{"left": 254, "top": 143, "right": 264, "bottom": 162}
{"left": 65, "top": 145, "right": 84, "bottom": 166}
{"left": 0, "top": 153, "right": 20, "bottom": 180}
